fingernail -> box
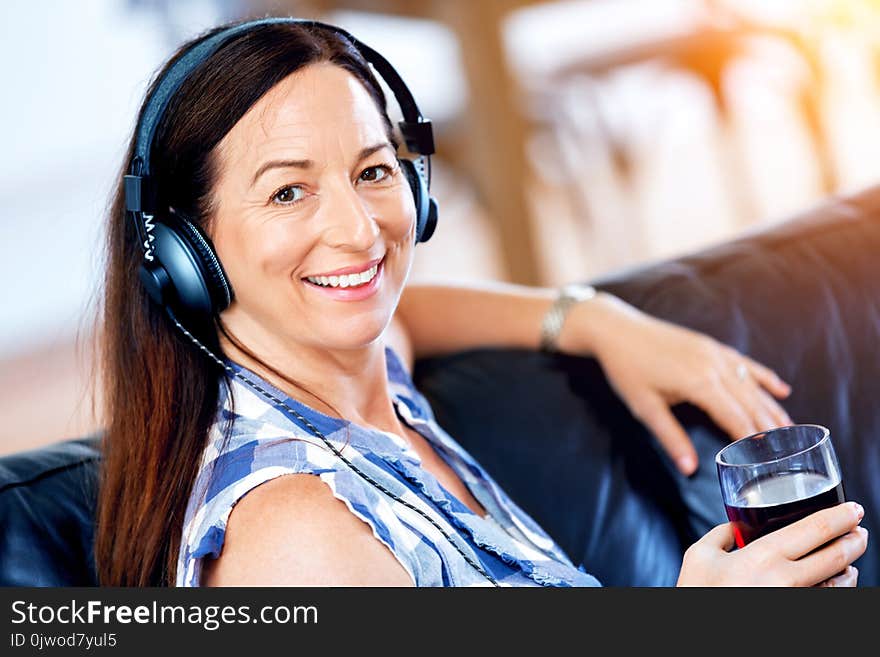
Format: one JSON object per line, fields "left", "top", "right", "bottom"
{"left": 858, "top": 526, "right": 869, "bottom": 538}
{"left": 854, "top": 502, "right": 864, "bottom": 519}
{"left": 677, "top": 456, "right": 696, "bottom": 476}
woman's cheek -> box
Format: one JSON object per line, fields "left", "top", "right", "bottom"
{"left": 368, "top": 184, "right": 416, "bottom": 239}
{"left": 258, "top": 229, "right": 314, "bottom": 278}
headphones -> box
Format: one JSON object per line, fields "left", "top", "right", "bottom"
{"left": 124, "top": 16, "right": 439, "bottom": 324}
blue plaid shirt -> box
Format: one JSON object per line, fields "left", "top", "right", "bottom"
{"left": 177, "top": 345, "right": 600, "bottom": 587}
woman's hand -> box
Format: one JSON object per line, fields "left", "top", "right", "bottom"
{"left": 677, "top": 502, "right": 868, "bottom": 586}
{"left": 557, "top": 293, "right": 793, "bottom": 475}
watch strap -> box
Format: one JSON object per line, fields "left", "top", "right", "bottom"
{"left": 539, "top": 284, "right": 597, "bottom": 353}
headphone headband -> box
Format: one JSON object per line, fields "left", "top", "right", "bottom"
{"left": 130, "top": 17, "right": 434, "bottom": 180}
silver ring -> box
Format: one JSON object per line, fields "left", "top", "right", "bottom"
{"left": 736, "top": 363, "right": 749, "bottom": 382}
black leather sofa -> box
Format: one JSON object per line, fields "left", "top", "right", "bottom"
{"left": 2, "top": 185, "right": 878, "bottom": 587}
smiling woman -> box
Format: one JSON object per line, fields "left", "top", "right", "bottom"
{"left": 96, "top": 17, "right": 597, "bottom": 588}
{"left": 94, "top": 16, "right": 866, "bottom": 589}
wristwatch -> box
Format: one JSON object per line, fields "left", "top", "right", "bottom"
{"left": 539, "top": 283, "right": 597, "bottom": 353}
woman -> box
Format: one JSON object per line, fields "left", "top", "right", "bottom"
{"left": 94, "top": 18, "right": 866, "bottom": 587}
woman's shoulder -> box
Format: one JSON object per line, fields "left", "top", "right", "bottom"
{"left": 178, "top": 345, "right": 430, "bottom": 586}
{"left": 200, "top": 472, "right": 414, "bottom": 586}
{"left": 179, "top": 362, "right": 421, "bottom": 586}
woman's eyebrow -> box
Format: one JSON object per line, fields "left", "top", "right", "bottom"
{"left": 250, "top": 157, "right": 313, "bottom": 187}
{"left": 249, "top": 141, "right": 394, "bottom": 188}
{"left": 356, "top": 141, "right": 395, "bottom": 163}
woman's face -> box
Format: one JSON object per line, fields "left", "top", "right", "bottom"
{"left": 209, "top": 62, "right": 416, "bottom": 355}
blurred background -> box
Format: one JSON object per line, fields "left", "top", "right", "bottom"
{"left": 4, "top": 0, "right": 880, "bottom": 456}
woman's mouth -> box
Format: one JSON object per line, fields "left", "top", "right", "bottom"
{"left": 301, "top": 256, "right": 384, "bottom": 301}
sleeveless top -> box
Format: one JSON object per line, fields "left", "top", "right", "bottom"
{"left": 176, "top": 345, "right": 601, "bottom": 587}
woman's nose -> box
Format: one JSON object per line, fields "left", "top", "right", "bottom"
{"left": 319, "top": 179, "right": 380, "bottom": 250}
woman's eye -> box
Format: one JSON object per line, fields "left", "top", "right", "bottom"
{"left": 359, "top": 165, "right": 392, "bottom": 183}
{"left": 271, "top": 185, "right": 305, "bottom": 205}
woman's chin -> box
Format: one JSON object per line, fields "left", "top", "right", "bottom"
{"left": 320, "top": 319, "right": 392, "bottom": 350}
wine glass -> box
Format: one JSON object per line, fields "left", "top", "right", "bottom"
{"left": 715, "top": 424, "right": 845, "bottom": 548}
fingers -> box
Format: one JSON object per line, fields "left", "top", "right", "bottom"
{"left": 700, "top": 522, "right": 738, "bottom": 552}
{"left": 817, "top": 565, "right": 859, "bottom": 588}
{"left": 678, "top": 524, "right": 737, "bottom": 586}
{"left": 631, "top": 393, "right": 698, "bottom": 475}
{"left": 725, "top": 375, "right": 793, "bottom": 432}
{"left": 719, "top": 350, "right": 793, "bottom": 435}
{"left": 793, "top": 527, "right": 868, "bottom": 586}
{"left": 755, "top": 387, "right": 794, "bottom": 429}
{"left": 741, "top": 354, "right": 792, "bottom": 399}
{"left": 762, "top": 502, "right": 865, "bottom": 560}
{"left": 691, "top": 380, "right": 758, "bottom": 442}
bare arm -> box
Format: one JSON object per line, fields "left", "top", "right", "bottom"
{"left": 391, "top": 282, "right": 794, "bottom": 476}
{"left": 393, "top": 281, "right": 608, "bottom": 361}
{"left": 201, "top": 474, "right": 414, "bottom": 587}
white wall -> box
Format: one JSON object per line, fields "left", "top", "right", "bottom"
{"left": 0, "top": 0, "right": 232, "bottom": 360}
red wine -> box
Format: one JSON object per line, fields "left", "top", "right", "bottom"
{"left": 724, "top": 471, "right": 845, "bottom": 548}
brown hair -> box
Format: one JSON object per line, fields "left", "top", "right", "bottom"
{"left": 94, "top": 19, "right": 396, "bottom": 586}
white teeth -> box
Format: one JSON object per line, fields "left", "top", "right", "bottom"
{"left": 306, "top": 263, "right": 379, "bottom": 288}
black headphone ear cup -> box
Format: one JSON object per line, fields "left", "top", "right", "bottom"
{"left": 139, "top": 258, "right": 173, "bottom": 308}
{"left": 146, "top": 214, "right": 233, "bottom": 319}
{"left": 399, "top": 158, "right": 437, "bottom": 243}
{"left": 169, "top": 213, "right": 234, "bottom": 311}
{"left": 422, "top": 197, "right": 438, "bottom": 243}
